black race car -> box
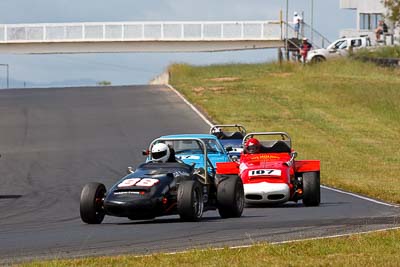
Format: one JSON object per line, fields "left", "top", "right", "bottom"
{"left": 80, "top": 137, "right": 244, "bottom": 224}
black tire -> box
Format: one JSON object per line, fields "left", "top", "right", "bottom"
{"left": 311, "top": 56, "right": 326, "bottom": 63}
{"left": 217, "top": 175, "right": 244, "bottom": 218}
{"left": 80, "top": 182, "right": 106, "bottom": 224}
{"left": 302, "top": 172, "right": 321, "bottom": 206}
{"left": 177, "top": 180, "right": 204, "bottom": 221}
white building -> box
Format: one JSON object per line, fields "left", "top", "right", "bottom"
{"left": 340, "top": 0, "right": 398, "bottom": 43}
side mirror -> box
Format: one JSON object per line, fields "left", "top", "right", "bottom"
{"left": 142, "top": 149, "right": 149, "bottom": 156}
{"left": 127, "top": 166, "right": 134, "bottom": 174}
{"left": 329, "top": 48, "right": 337, "bottom": 53}
{"left": 291, "top": 151, "right": 298, "bottom": 158}
{"left": 225, "top": 146, "right": 233, "bottom": 152}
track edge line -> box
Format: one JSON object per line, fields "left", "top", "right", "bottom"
{"left": 166, "top": 84, "right": 213, "bottom": 127}
{"left": 321, "top": 185, "right": 399, "bottom": 208}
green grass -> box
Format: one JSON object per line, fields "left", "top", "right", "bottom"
{"left": 355, "top": 45, "right": 400, "bottom": 58}
{"left": 20, "top": 229, "right": 400, "bottom": 267}
{"left": 169, "top": 59, "right": 400, "bottom": 204}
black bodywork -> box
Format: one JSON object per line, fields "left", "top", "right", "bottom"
{"left": 80, "top": 137, "right": 244, "bottom": 224}
{"left": 103, "top": 162, "right": 217, "bottom": 220}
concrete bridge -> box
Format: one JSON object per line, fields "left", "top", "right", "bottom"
{"left": 0, "top": 20, "right": 287, "bottom": 54}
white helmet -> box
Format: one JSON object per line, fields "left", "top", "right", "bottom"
{"left": 151, "top": 143, "right": 170, "bottom": 163}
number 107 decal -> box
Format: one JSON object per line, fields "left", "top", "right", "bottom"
{"left": 118, "top": 178, "right": 159, "bottom": 188}
{"left": 249, "top": 169, "right": 282, "bottom": 177}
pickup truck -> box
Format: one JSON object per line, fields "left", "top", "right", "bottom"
{"left": 306, "top": 36, "right": 372, "bottom": 63}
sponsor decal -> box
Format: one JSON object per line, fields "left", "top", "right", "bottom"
{"left": 249, "top": 169, "right": 282, "bottom": 177}
{"left": 249, "top": 154, "right": 281, "bottom": 160}
{"left": 114, "top": 191, "right": 140, "bottom": 195}
{"left": 173, "top": 171, "right": 190, "bottom": 178}
{"left": 117, "top": 178, "right": 159, "bottom": 188}
{"left": 178, "top": 155, "right": 200, "bottom": 160}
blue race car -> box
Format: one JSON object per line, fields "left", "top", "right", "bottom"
{"left": 210, "top": 124, "right": 247, "bottom": 159}
{"left": 147, "top": 134, "right": 231, "bottom": 169}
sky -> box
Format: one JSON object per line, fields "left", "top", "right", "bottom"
{"left": 0, "top": 0, "right": 356, "bottom": 88}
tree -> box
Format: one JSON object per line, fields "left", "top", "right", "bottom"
{"left": 97, "top": 80, "right": 112, "bottom": 86}
{"left": 383, "top": 0, "right": 400, "bottom": 25}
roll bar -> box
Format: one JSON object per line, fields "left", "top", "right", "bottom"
{"left": 242, "top": 132, "right": 292, "bottom": 148}
{"left": 209, "top": 124, "right": 247, "bottom": 135}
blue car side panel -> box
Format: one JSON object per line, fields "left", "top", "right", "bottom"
{"left": 149, "top": 134, "right": 231, "bottom": 168}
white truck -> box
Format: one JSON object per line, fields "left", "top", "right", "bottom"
{"left": 306, "top": 36, "right": 372, "bottom": 63}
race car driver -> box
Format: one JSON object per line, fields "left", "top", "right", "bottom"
{"left": 151, "top": 143, "right": 179, "bottom": 163}
{"left": 244, "top": 138, "right": 261, "bottom": 154}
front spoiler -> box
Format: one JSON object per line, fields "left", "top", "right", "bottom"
{"left": 244, "top": 182, "right": 290, "bottom": 204}
{"left": 104, "top": 198, "right": 161, "bottom": 218}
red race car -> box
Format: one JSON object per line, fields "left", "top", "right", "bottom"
{"left": 216, "top": 132, "right": 320, "bottom": 206}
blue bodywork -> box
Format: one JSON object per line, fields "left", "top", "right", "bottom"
{"left": 149, "top": 134, "right": 231, "bottom": 169}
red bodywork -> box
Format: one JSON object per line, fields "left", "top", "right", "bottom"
{"left": 217, "top": 151, "right": 320, "bottom": 202}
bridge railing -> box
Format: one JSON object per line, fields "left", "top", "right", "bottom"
{"left": 0, "top": 21, "right": 283, "bottom": 43}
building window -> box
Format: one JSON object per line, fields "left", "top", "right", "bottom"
{"left": 360, "top": 13, "right": 383, "bottom": 30}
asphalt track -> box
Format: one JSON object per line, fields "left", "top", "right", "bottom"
{"left": 0, "top": 85, "right": 399, "bottom": 264}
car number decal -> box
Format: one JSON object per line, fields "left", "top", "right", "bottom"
{"left": 136, "top": 178, "right": 159, "bottom": 187}
{"left": 118, "top": 178, "right": 159, "bottom": 188}
{"left": 249, "top": 169, "right": 282, "bottom": 177}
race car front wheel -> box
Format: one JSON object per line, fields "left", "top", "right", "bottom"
{"left": 217, "top": 175, "right": 244, "bottom": 218}
{"left": 302, "top": 171, "right": 321, "bottom": 206}
{"left": 80, "top": 182, "right": 106, "bottom": 224}
{"left": 177, "top": 180, "right": 204, "bottom": 221}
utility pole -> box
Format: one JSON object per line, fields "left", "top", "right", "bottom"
{"left": 285, "top": 0, "right": 289, "bottom": 60}
{"left": 311, "top": 0, "right": 314, "bottom": 43}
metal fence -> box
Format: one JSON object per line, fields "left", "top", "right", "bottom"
{"left": 0, "top": 21, "right": 283, "bottom": 42}
{"left": 284, "top": 22, "right": 331, "bottom": 49}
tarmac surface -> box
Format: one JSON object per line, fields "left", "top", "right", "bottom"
{"left": 0, "top": 85, "right": 398, "bottom": 264}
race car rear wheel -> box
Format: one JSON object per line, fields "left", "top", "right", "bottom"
{"left": 177, "top": 180, "right": 204, "bottom": 221}
{"left": 302, "top": 171, "right": 321, "bottom": 206}
{"left": 80, "top": 182, "right": 106, "bottom": 224}
{"left": 217, "top": 175, "right": 244, "bottom": 218}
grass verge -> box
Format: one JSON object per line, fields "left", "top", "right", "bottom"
{"left": 169, "top": 59, "right": 400, "bottom": 204}
{"left": 20, "top": 228, "right": 400, "bottom": 266}
{"left": 355, "top": 45, "right": 400, "bottom": 58}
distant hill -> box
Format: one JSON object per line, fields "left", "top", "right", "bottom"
{"left": 0, "top": 78, "right": 99, "bottom": 89}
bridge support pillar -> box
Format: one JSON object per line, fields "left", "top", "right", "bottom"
{"left": 278, "top": 48, "right": 283, "bottom": 64}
